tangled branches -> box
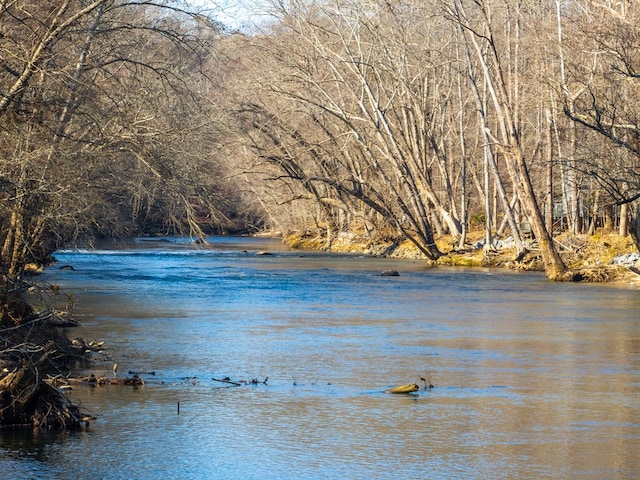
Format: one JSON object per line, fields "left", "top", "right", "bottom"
{"left": 0, "top": 281, "right": 93, "bottom": 430}
{"left": 0, "top": 342, "right": 92, "bottom": 429}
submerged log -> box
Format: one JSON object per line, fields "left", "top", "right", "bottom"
{"left": 89, "top": 374, "right": 145, "bottom": 386}
{"left": 212, "top": 376, "right": 268, "bottom": 386}
{"left": 380, "top": 270, "right": 400, "bottom": 277}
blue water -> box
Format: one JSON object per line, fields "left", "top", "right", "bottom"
{"left": 1, "top": 236, "right": 639, "bottom": 479}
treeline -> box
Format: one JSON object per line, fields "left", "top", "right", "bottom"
{"left": 1, "top": 0, "right": 640, "bottom": 287}
{"left": 219, "top": 0, "right": 640, "bottom": 281}
{"left": 0, "top": 0, "right": 257, "bottom": 286}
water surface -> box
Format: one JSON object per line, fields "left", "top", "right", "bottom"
{"left": 1, "top": 237, "right": 639, "bottom": 479}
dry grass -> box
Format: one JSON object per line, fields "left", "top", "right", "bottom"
{"left": 282, "top": 228, "right": 639, "bottom": 286}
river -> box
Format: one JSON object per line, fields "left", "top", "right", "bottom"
{"left": 1, "top": 236, "right": 639, "bottom": 479}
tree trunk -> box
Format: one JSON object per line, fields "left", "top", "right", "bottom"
{"left": 630, "top": 203, "right": 640, "bottom": 252}
{"left": 545, "top": 108, "right": 554, "bottom": 234}
{"left": 514, "top": 149, "right": 568, "bottom": 280}
{"left": 619, "top": 203, "right": 629, "bottom": 237}
{"left": 451, "top": 0, "right": 567, "bottom": 279}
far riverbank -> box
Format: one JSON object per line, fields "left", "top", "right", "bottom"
{"left": 282, "top": 230, "right": 640, "bottom": 288}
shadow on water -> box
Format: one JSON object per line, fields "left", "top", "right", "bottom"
{"left": 0, "top": 428, "right": 94, "bottom": 479}
{"left": 1, "top": 429, "right": 67, "bottom": 460}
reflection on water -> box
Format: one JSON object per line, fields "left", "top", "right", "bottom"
{"left": 2, "top": 237, "right": 639, "bottom": 479}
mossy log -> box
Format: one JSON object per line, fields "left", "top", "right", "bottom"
{"left": 385, "top": 383, "right": 420, "bottom": 394}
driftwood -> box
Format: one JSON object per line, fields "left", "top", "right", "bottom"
{"left": 104, "top": 375, "right": 145, "bottom": 386}
{"left": 0, "top": 345, "right": 95, "bottom": 429}
{"left": 1, "top": 281, "right": 100, "bottom": 429}
{"left": 67, "top": 373, "right": 145, "bottom": 387}
{"left": 212, "top": 376, "right": 268, "bottom": 386}
{"left": 3, "top": 309, "right": 80, "bottom": 330}
{"left": 70, "top": 337, "right": 106, "bottom": 354}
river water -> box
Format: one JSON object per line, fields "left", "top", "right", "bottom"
{"left": 1, "top": 236, "right": 639, "bottom": 479}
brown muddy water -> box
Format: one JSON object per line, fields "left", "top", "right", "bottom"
{"left": 1, "top": 236, "right": 639, "bottom": 479}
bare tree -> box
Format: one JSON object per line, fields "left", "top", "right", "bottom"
{"left": 230, "top": 0, "right": 497, "bottom": 259}
{"left": 0, "top": 0, "right": 227, "bottom": 294}
{"left": 559, "top": 0, "right": 640, "bottom": 249}
{"left": 445, "top": 0, "right": 569, "bottom": 279}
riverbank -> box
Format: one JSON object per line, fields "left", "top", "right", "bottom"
{"left": 283, "top": 230, "right": 640, "bottom": 287}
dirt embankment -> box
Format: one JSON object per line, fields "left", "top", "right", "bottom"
{"left": 284, "top": 230, "right": 640, "bottom": 287}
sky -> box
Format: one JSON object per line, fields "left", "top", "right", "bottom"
{"left": 186, "top": 0, "right": 273, "bottom": 30}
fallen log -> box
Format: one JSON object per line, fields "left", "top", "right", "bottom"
{"left": 212, "top": 376, "right": 269, "bottom": 386}
{"left": 212, "top": 377, "right": 242, "bottom": 386}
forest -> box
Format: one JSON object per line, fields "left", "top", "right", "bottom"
{"left": 0, "top": 0, "right": 639, "bottom": 426}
